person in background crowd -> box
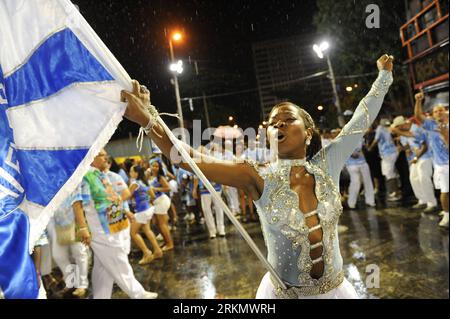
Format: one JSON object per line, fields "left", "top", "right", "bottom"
{"left": 217, "top": 140, "right": 242, "bottom": 217}
{"left": 364, "top": 122, "right": 384, "bottom": 195}
{"left": 125, "top": 164, "right": 163, "bottom": 265}
{"left": 345, "top": 140, "right": 376, "bottom": 209}
{"left": 321, "top": 129, "right": 332, "bottom": 148}
{"left": 391, "top": 115, "right": 438, "bottom": 213}
{"left": 193, "top": 146, "right": 226, "bottom": 239}
{"left": 414, "top": 92, "right": 449, "bottom": 228}
{"left": 47, "top": 190, "right": 91, "bottom": 298}
{"left": 80, "top": 149, "right": 157, "bottom": 299}
{"left": 368, "top": 118, "right": 402, "bottom": 201}
{"left": 148, "top": 158, "right": 174, "bottom": 251}
{"left": 33, "top": 231, "right": 50, "bottom": 299}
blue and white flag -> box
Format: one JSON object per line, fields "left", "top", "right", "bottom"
{"left": 0, "top": 0, "right": 132, "bottom": 298}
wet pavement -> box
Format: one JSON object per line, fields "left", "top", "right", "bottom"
{"left": 111, "top": 205, "right": 449, "bottom": 299}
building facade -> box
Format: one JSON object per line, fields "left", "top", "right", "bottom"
{"left": 400, "top": 0, "right": 449, "bottom": 110}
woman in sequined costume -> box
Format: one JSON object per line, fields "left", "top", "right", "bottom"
{"left": 121, "top": 54, "right": 394, "bottom": 299}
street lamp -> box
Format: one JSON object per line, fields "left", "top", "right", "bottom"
{"left": 313, "top": 41, "right": 345, "bottom": 127}
{"left": 228, "top": 116, "right": 234, "bottom": 122}
{"left": 169, "top": 60, "right": 183, "bottom": 74}
{"left": 168, "top": 31, "right": 186, "bottom": 142}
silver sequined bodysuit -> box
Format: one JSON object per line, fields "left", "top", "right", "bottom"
{"left": 248, "top": 70, "right": 393, "bottom": 298}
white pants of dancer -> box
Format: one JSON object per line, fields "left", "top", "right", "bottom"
{"left": 347, "top": 163, "right": 375, "bottom": 208}
{"left": 201, "top": 192, "right": 225, "bottom": 236}
{"left": 90, "top": 239, "right": 146, "bottom": 299}
{"left": 40, "top": 244, "right": 53, "bottom": 277}
{"left": 381, "top": 152, "right": 398, "bottom": 180}
{"left": 434, "top": 164, "right": 450, "bottom": 193}
{"left": 47, "top": 221, "right": 90, "bottom": 289}
{"left": 410, "top": 157, "right": 437, "bottom": 206}
{"left": 256, "top": 272, "right": 359, "bottom": 299}
{"left": 223, "top": 186, "right": 240, "bottom": 214}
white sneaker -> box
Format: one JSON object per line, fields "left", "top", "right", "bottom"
{"left": 189, "top": 213, "right": 196, "bottom": 221}
{"left": 439, "top": 212, "right": 449, "bottom": 228}
{"left": 141, "top": 291, "right": 158, "bottom": 299}
{"left": 199, "top": 217, "right": 205, "bottom": 225}
{"left": 156, "top": 234, "right": 164, "bottom": 241}
{"left": 387, "top": 193, "right": 401, "bottom": 202}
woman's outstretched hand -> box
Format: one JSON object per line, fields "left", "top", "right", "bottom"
{"left": 121, "top": 80, "right": 151, "bottom": 127}
{"left": 377, "top": 54, "right": 394, "bottom": 72}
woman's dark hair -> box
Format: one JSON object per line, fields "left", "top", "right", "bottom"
{"left": 150, "top": 159, "right": 166, "bottom": 180}
{"left": 269, "top": 102, "right": 322, "bottom": 161}
{"left": 123, "top": 158, "right": 135, "bottom": 175}
{"left": 108, "top": 156, "right": 121, "bottom": 173}
{"left": 132, "top": 165, "right": 149, "bottom": 186}
{"left": 161, "top": 155, "right": 174, "bottom": 175}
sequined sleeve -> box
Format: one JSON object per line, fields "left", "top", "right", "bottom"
{"left": 245, "top": 158, "right": 269, "bottom": 179}
{"left": 312, "top": 70, "right": 393, "bottom": 184}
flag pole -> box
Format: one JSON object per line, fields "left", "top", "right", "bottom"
{"left": 155, "top": 116, "right": 287, "bottom": 290}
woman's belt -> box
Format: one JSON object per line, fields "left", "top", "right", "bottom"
{"left": 270, "top": 271, "right": 344, "bottom": 298}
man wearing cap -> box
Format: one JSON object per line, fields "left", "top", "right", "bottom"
{"left": 414, "top": 92, "right": 449, "bottom": 228}
{"left": 391, "top": 116, "right": 437, "bottom": 213}
{"left": 368, "top": 118, "right": 401, "bottom": 201}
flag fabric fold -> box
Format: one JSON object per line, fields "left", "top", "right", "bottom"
{"left": 0, "top": 0, "right": 132, "bottom": 298}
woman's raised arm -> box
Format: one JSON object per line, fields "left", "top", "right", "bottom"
{"left": 121, "top": 81, "right": 262, "bottom": 196}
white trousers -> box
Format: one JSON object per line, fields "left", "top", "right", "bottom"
{"left": 381, "top": 152, "right": 399, "bottom": 180}
{"left": 434, "top": 164, "right": 450, "bottom": 193}
{"left": 410, "top": 157, "right": 437, "bottom": 206}
{"left": 40, "top": 243, "right": 53, "bottom": 277}
{"left": 47, "top": 220, "right": 89, "bottom": 289}
{"left": 201, "top": 192, "right": 225, "bottom": 236}
{"left": 90, "top": 240, "right": 146, "bottom": 299}
{"left": 347, "top": 163, "right": 375, "bottom": 208}
{"left": 223, "top": 186, "right": 240, "bottom": 213}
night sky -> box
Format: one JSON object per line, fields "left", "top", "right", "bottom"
{"left": 74, "top": 0, "right": 318, "bottom": 139}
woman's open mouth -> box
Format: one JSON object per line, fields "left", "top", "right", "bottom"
{"left": 277, "top": 132, "right": 287, "bottom": 143}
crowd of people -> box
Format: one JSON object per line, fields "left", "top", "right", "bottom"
{"left": 31, "top": 75, "right": 448, "bottom": 299}
{"left": 333, "top": 92, "right": 448, "bottom": 229}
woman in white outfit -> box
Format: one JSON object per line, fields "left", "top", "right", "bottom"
{"left": 149, "top": 158, "right": 174, "bottom": 251}
{"left": 122, "top": 54, "right": 394, "bottom": 299}
{"left": 124, "top": 165, "right": 163, "bottom": 265}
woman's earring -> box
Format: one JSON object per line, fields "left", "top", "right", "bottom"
{"left": 306, "top": 138, "right": 311, "bottom": 146}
